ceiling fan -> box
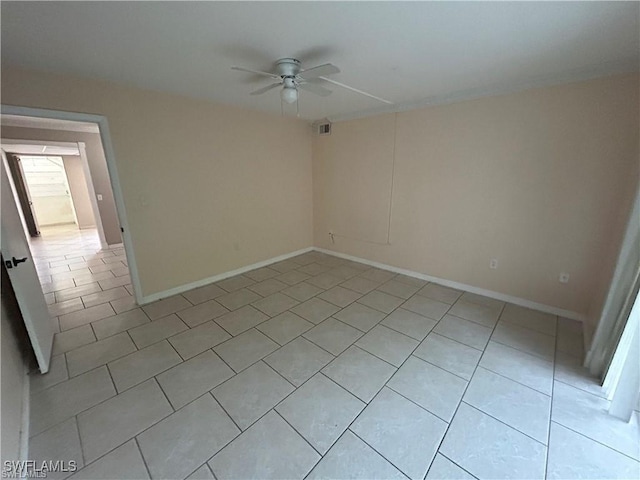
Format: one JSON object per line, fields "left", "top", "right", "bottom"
{"left": 232, "top": 58, "right": 392, "bottom": 106}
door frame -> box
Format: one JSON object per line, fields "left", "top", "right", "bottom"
{"left": 1, "top": 105, "right": 143, "bottom": 305}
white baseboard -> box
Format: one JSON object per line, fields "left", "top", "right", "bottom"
{"left": 137, "top": 243, "right": 585, "bottom": 321}
{"left": 315, "top": 247, "right": 586, "bottom": 322}
{"left": 139, "top": 247, "right": 314, "bottom": 305}
{"left": 20, "top": 364, "right": 30, "bottom": 462}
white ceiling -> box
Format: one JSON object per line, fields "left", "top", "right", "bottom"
{"left": 2, "top": 2, "right": 638, "bottom": 122}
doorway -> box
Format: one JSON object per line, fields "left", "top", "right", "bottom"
{"left": 1, "top": 106, "right": 142, "bottom": 306}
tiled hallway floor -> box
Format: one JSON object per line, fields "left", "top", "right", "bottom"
{"left": 28, "top": 229, "right": 640, "bottom": 479}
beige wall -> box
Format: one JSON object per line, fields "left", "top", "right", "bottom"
{"left": 314, "top": 74, "right": 639, "bottom": 321}
{"left": 1, "top": 127, "right": 122, "bottom": 245}
{"left": 62, "top": 155, "right": 96, "bottom": 229}
{"left": 3, "top": 66, "right": 635, "bottom": 321}
{"left": 2, "top": 66, "right": 314, "bottom": 297}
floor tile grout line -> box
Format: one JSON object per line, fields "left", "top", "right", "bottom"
{"left": 317, "top": 371, "right": 368, "bottom": 406}
{"left": 151, "top": 371, "right": 178, "bottom": 414}
{"left": 255, "top": 320, "right": 314, "bottom": 351}
{"left": 214, "top": 356, "right": 351, "bottom": 452}
{"left": 544, "top": 316, "right": 560, "bottom": 478}
{"left": 182, "top": 461, "right": 208, "bottom": 480}
{"left": 347, "top": 343, "right": 401, "bottom": 371}
{"left": 73, "top": 414, "right": 86, "bottom": 469}
{"left": 436, "top": 452, "right": 480, "bottom": 480}
{"left": 308, "top": 299, "right": 464, "bottom": 478}
{"left": 471, "top": 364, "right": 552, "bottom": 397}
{"left": 273, "top": 408, "right": 325, "bottom": 458}
{"left": 551, "top": 376, "right": 609, "bottom": 401}
{"left": 499, "top": 317, "right": 558, "bottom": 339}
{"left": 105, "top": 340, "right": 183, "bottom": 395}
{"left": 205, "top": 347, "right": 250, "bottom": 392}
{"left": 489, "top": 336, "right": 554, "bottom": 362}
{"left": 30, "top": 365, "right": 119, "bottom": 440}
{"left": 417, "top": 317, "right": 488, "bottom": 351}
{"left": 301, "top": 323, "right": 362, "bottom": 358}
{"left": 133, "top": 437, "right": 153, "bottom": 479}
{"left": 208, "top": 460, "right": 220, "bottom": 480}
{"left": 461, "top": 400, "right": 549, "bottom": 447}
{"left": 246, "top": 365, "right": 370, "bottom": 475}
{"left": 383, "top": 382, "right": 454, "bottom": 424}
{"left": 71, "top": 385, "right": 181, "bottom": 475}
{"left": 346, "top": 428, "right": 414, "bottom": 479}
{"left": 553, "top": 374, "right": 621, "bottom": 402}
{"left": 547, "top": 420, "right": 640, "bottom": 464}
{"left": 402, "top": 351, "right": 473, "bottom": 382}
{"left": 424, "top": 300, "right": 508, "bottom": 478}
{"left": 207, "top": 387, "right": 247, "bottom": 435}
{"left": 441, "top": 310, "right": 499, "bottom": 330}
{"left": 373, "top": 322, "right": 427, "bottom": 343}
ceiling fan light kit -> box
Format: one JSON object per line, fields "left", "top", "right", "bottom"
{"left": 280, "top": 77, "right": 298, "bottom": 104}
{"left": 232, "top": 56, "right": 391, "bottom": 111}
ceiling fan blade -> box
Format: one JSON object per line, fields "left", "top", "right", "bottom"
{"left": 297, "top": 82, "right": 332, "bottom": 97}
{"left": 298, "top": 63, "right": 340, "bottom": 80}
{"left": 232, "top": 66, "right": 280, "bottom": 79}
{"left": 250, "top": 83, "right": 282, "bottom": 95}
{"left": 318, "top": 77, "right": 394, "bottom": 104}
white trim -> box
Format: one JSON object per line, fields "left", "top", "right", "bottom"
{"left": 314, "top": 247, "right": 586, "bottom": 322}
{"left": 607, "top": 301, "right": 639, "bottom": 421}
{"left": 1, "top": 105, "right": 144, "bottom": 305}
{"left": 2, "top": 114, "right": 100, "bottom": 133}
{"left": 1, "top": 138, "right": 81, "bottom": 155}
{"left": 140, "top": 247, "right": 314, "bottom": 305}
{"left": 603, "top": 273, "right": 640, "bottom": 397}
{"left": 586, "top": 188, "right": 640, "bottom": 372}
{"left": 77, "top": 142, "right": 108, "bottom": 249}
{"left": 19, "top": 364, "right": 30, "bottom": 462}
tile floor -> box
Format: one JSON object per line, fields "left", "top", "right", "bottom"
{"left": 28, "top": 227, "right": 640, "bottom": 479}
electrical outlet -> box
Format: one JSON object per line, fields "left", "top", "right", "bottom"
{"left": 97, "top": 194, "right": 103, "bottom": 201}
{"left": 489, "top": 258, "right": 498, "bottom": 269}
{"left": 559, "top": 273, "right": 570, "bottom": 284}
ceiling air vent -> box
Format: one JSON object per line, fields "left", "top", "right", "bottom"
{"left": 318, "top": 122, "right": 331, "bottom": 136}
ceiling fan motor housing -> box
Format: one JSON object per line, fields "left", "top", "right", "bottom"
{"left": 276, "top": 58, "right": 302, "bottom": 78}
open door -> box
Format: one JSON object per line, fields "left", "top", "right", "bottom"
{"left": 6, "top": 153, "right": 40, "bottom": 237}
{"left": 1, "top": 152, "right": 53, "bottom": 372}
